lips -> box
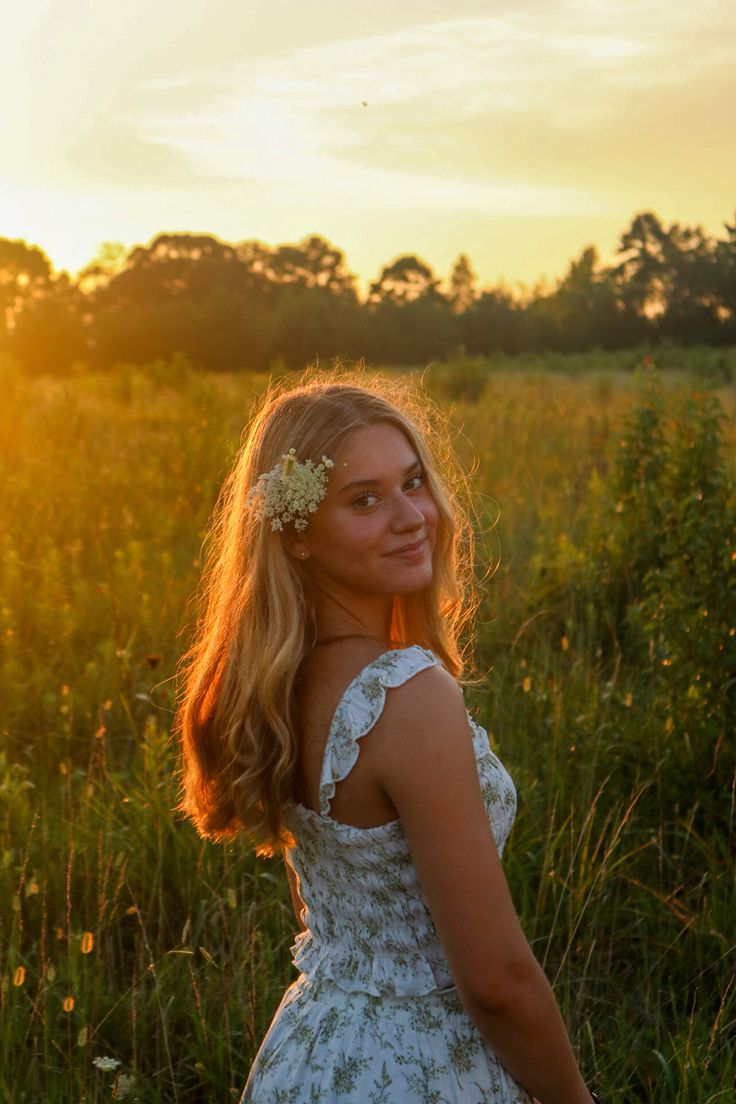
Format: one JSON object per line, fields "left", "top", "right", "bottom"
{"left": 387, "top": 537, "right": 427, "bottom": 556}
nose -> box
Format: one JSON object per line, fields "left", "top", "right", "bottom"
{"left": 391, "top": 492, "right": 425, "bottom": 533}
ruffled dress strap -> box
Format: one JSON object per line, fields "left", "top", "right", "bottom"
{"left": 318, "top": 645, "right": 440, "bottom": 817}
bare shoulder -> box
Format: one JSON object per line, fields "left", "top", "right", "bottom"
{"left": 385, "top": 659, "right": 464, "bottom": 713}
{"left": 376, "top": 661, "right": 469, "bottom": 756}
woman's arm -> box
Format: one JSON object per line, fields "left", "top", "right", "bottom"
{"left": 373, "top": 665, "right": 593, "bottom": 1104}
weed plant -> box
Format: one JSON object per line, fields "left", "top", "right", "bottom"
{"left": 0, "top": 354, "right": 734, "bottom": 1102}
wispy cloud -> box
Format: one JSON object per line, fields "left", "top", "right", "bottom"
{"left": 123, "top": 4, "right": 734, "bottom": 217}
{"left": 5, "top": 0, "right": 734, "bottom": 281}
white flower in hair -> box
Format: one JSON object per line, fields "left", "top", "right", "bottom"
{"left": 247, "top": 449, "right": 334, "bottom": 531}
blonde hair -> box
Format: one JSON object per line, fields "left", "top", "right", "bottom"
{"left": 175, "top": 368, "right": 478, "bottom": 854}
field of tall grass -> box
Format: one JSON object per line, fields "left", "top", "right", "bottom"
{"left": 1, "top": 349, "right": 734, "bottom": 1102}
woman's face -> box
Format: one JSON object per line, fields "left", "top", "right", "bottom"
{"left": 291, "top": 421, "right": 439, "bottom": 607}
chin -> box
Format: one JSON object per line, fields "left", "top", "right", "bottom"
{"left": 393, "top": 567, "right": 434, "bottom": 594}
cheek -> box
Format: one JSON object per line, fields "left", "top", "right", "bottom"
{"left": 423, "top": 498, "right": 440, "bottom": 537}
{"left": 332, "top": 525, "right": 377, "bottom": 561}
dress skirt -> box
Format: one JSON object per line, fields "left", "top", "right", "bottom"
{"left": 241, "top": 973, "right": 531, "bottom": 1104}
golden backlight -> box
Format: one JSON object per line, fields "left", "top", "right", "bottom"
{"left": 2, "top": 1, "right": 734, "bottom": 291}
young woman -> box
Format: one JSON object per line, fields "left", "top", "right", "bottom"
{"left": 176, "top": 373, "right": 598, "bottom": 1104}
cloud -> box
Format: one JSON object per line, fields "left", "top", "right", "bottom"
{"left": 5, "top": 0, "right": 734, "bottom": 283}
{"left": 119, "top": 3, "right": 733, "bottom": 218}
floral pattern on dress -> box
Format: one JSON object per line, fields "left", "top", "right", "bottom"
{"left": 241, "top": 647, "right": 530, "bottom": 1104}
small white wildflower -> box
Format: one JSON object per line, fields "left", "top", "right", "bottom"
{"left": 246, "top": 449, "right": 333, "bottom": 532}
{"left": 93, "top": 1056, "right": 121, "bottom": 1072}
{"left": 115, "top": 1073, "right": 136, "bottom": 1099}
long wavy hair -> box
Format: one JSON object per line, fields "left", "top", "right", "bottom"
{"left": 175, "top": 368, "right": 478, "bottom": 854}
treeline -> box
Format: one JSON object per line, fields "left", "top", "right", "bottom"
{"left": 1, "top": 209, "right": 735, "bottom": 374}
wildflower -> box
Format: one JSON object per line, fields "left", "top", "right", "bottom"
{"left": 81, "top": 931, "right": 94, "bottom": 954}
{"left": 115, "top": 1073, "right": 135, "bottom": 1099}
{"left": 93, "top": 1056, "right": 121, "bottom": 1072}
{"left": 12, "top": 966, "right": 25, "bottom": 987}
{"left": 247, "top": 450, "right": 334, "bottom": 532}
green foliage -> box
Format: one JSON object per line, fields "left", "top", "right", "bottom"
{"left": 533, "top": 374, "right": 736, "bottom": 828}
{"left": 2, "top": 207, "right": 736, "bottom": 375}
{"left": 0, "top": 359, "right": 733, "bottom": 1101}
{"left": 424, "top": 353, "right": 492, "bottom": 402}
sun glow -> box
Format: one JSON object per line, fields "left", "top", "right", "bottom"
{"left": 2, "top": 1, "right": 734, "bottom": 287}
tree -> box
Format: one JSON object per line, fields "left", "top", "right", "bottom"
{"left": 11, "top": 276, "right": 87, "bottom": 375}
{"left": 613, "top": 212, "right": 672, "bottom": 318}
{"left": 447, "top": 253, "right": 477, "bottom": 313}
{"left": 368, "top": 255, "right": 443, "bottom": 305}
{"left": 713, "top": 216, "right": 736, "bottom": 339}
{"left": 0, "top": 238, "right": 53, "bottom": 330}
{"left": 93, "top": 233, "right": 263, "bottom": 309}
{"left": 612, "top": 212, "right": 720, "bottom": 339}
{"left": 0, "top": 239, "right": 88, "bottom": 373}
{"left": 76, "top": 241, "right": 127, "bottom": 296}
{"left": 660, "top": 224, "right": 721, "bottom": 342}
{"left": 460, "top": 286, "right": 527, "bottom": 355}
{"left": 262, "top": 235, "right": 358, "bottom": 298}
{"left": 86, "top": 233, "right": 276, "bottom": 368}
{"left": 270, "top": 287, "right": 366, "bottom": 368}
{"left": 533, "top": 246, "right": 624, "bottom": 350}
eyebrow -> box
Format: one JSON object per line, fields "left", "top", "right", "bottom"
{"left": 336, "top": 458, "right": 422, "bottom": 495}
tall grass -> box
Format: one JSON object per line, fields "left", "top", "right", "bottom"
{"left": 1, "top": 352, "right": 734, "bottom": 1102}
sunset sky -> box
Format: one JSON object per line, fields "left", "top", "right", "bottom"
{"left": 3, "top": 0, "right": 734, "bottom": 295}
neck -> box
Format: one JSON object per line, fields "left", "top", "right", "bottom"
{"left": 311, "top": 589, "right": 394, "bottom": 643}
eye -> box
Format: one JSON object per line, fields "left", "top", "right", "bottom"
{"left": 352, "top": 492, "right": 380, "bottom": 509}
{"left": 404, "top": 470, "right": 424, "bottom": 492}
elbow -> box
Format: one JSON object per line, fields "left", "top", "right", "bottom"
{"left": 461, "top": 953, "right": 541, "bottom": 1015}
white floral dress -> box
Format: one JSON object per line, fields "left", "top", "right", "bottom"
{"left": 241, "top": 646, "right": 531, "bottom": 1104}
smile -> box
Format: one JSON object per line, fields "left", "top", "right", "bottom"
{"left": 386, "top": 538, "right": 428, "bottom": 558}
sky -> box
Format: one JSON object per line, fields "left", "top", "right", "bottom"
{"left": 2, "top": 0, "right": 734, "bottom": 295}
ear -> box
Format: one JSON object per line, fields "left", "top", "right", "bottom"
{"left": 288, "top": 535, "right": 311, "bottom": 561}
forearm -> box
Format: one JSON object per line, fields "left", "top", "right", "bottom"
{"left": 462, "top": 958, "right": 592, "bottom": 1104}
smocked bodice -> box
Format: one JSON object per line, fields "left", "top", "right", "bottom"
{"left": 282, "top": 647, "right": 517, "bottom": 998}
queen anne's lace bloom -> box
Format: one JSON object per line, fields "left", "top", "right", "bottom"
{"left": 247, "top": 449, "right": 334, "bottom": 532}
{"left": 92, "top": 1057, "right": 121, "bottom": 1072}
